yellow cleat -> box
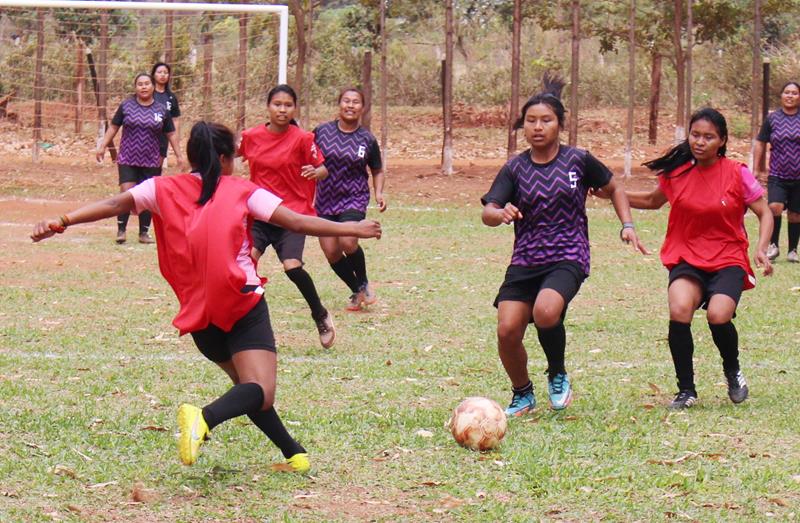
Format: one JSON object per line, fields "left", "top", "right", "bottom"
{"left": 286, "top": 452, "right": 310, "bottom": 473}
{"left": 177, "top": 404, "right": 209, "bottom": 466}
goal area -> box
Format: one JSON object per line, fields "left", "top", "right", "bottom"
{"left": 0, "top": 0, "right": 289, "bottom": 159}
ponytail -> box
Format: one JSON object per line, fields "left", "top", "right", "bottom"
{"left": 186, "top": 121, "right": 235, "bottom": 205}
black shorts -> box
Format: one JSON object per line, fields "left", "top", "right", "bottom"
{"left": 767, "top": 176, "right": 800, "bottom": 213}
{"left": 190, "top": 296, "right": 276, "bottom": 363}
{"left": 118, "top": 165, "right": 162, "bottom": 185}
{"left": 251, "top": 220, "right": 306, "bottom": 261}
{"left": 494, "top": 262, "right": 586, "bottom": 316}
{"left": 668, "top": 262, "right": 746, "bottom": 308}
{"left": 318, "top": 210, "right": 366, "bottom": 223}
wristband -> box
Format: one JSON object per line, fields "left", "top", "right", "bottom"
{"left": 619, "top": 222, "right": 634, "bottom": 241}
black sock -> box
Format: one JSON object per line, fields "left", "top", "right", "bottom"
{"left": 512, "top": 380, "right": 533, "bottom": 395}
{"left": 536, "top": 322, "right": 566, "bottom": 381}
{"left": 668, "top": 320, "right": 695, "bottom": 392}
{"left": 201, "top": 382, "right": 264, "bottom": 431}
{"left": 329, "top": 256, "right": 361, "bottom": 293}
{"left": 285, "top": 267, "right": 326, "bottom": 320}
{"left": 347, "top": 247, "right": 368, "bottom": 288}
{"left": 117, "top": 213, "right": 130, "bottom": 232}
{"left": 771, "top": 215, "right": 782, "bottom": 245}
{"left": 788, "top": 222, "right": 800, "bottom": 252}
{"left": 709, "top": 321, "right": 740, "bottom": 374}
{"left": 139, "top": 210, "right": 152, "bottom": 235}
{"left": 247, "top": 407, "right": 305, "bottom": 458}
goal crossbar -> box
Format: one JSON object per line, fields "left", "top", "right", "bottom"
{"left": 0, "top": 0, "right": 289, "bottom": 84}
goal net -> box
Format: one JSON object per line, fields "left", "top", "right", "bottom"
{"left": 0, "top": 0, "right": 289, "bottom": 160}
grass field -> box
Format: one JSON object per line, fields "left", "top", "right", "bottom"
{"left": 2, "top": 186, "right": 800, "bottom": 521}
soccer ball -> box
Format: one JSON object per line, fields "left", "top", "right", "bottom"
{"left": 447, "top": 397, "right": 507, "bottom": 451}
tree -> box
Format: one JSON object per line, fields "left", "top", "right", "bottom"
{"left": 442, "top": 0, "right": 454, "bottom": 175}
{"left": 507, "top": 0, "right": 521, "bottom": 158}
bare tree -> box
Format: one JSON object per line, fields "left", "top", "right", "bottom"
{"left": 507, "top": 0, "right": 521, "bottom": 158}
{"left": 33, "top": 8, "right": 44, "bottom": 161}
{"left": 201, "top": 15, "right": 214, "bottom": 120}
{"left": 302, "top": 1, "right": 314, "bottom": 128}
{"left": 672, "top": 0, "right": 685, "bottom": 141}
{"left": 237, "top": 4, "right": 248, "bottom": 132}
{"left": 442, "top": 0, "right": 454, "bottom": 175}
{"left": 625, "top": 0, "right": 635, "bottom": 178}
{"left": 73, "top": 35, "right": 85, "bottom": 134}
{"left": 379, "top": 0, "right": 388, "bottom": 170}
{"left": 648, "top": 50, "right": 662, "bottom": 145}
{"left": 361, "top": 50, "right": 373, "bottom": 131}
{"left": 750, "top": 0, "right": 762, "bottom": 167}
{"left": 685, "top": 0, "right": 693, "bottom": 123}
{"left": 568, "top": 0, "right": 580, "bottom": 147}
{"left": 164, "top": 0, "right": 174, "bottom": 65}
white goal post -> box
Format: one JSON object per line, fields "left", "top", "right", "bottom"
{"left": 0, "top": 0, "right": 289, "bottom": 84}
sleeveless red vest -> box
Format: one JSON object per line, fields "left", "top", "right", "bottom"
{"left": 152, "top": 174, "right": 265, "bottom": 334}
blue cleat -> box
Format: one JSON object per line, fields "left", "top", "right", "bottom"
{"left": 548, "top": 372, "right": 573, "bottom": 410}
{"left": 505, "top": 389, "right": 536, "bottom": 417}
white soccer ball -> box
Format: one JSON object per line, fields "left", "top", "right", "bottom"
{"left": 447, "top": 396, "right": 507, "bottom": 451}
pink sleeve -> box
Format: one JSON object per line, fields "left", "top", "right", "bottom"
{"left": 304, "top": 132, "right": 325, "bottom": 167}
{"left": 740, "top": 165, "right": 765, "bottom": 205}
{"left": 247, "top": 188, "right": 283, "bottom": 222}
{"left": 128, "top": 178, "right": 159, "bottom": 216}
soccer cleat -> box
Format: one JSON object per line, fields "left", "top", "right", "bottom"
{"left": 116, "top": 230, "right": 126, "bottom": 244}
{"left": 766, "top": 243, "right": 779, "bottom": 261}
{"left": 346, "top": 292, "right": 364, "bottom": 312}
{"left": 362, "top": 283, "right": 377, "bottom": 306}
{"left": 315, "top": 311, "right": 336, "bottom": 349}
{"left": 548, "top": 372, "right": 573, "bottom": 410}
{"left": 177, "top": 404, "right": 209, "bottom": 466}
{"left": 286, "top": 452, "right": 310, "bottom": 473}
{"left": 668, "top": 390, "right": 697, "bottom": 410}
{"left": 504, "top": 389, "right": 536, "bottom": 417}
{"left": 138, "top": 233, "right": 155, "bottom": 244}
{"left": 788, "top": 249, "right": 799, "bottom": 263}
{"left": 725, "top": 369, "right": 749, "bottom": 404}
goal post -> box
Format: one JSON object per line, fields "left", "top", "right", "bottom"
{"left": 0, "top": 0, "right": 289, "bottom": 160}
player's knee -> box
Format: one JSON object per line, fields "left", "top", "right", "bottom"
{"left": 341, "top": 238, "right": 359, "bottom": 253}
{"left": 787, "top": 211, "right": 800, "bottom": 222}
{"left": 769, "top": 202, "right": 784, "bottom": 215}
{"left": 706, "top": 307, "right": 733, "bottom": 325}
{"left": 669, "top": 301, "right": 695, "bottom": 322}
{"left": 532, "top": 306, "right": 561, "bottom": 329}
{"left": 497, "top": 321, "right": 524, "bottom": 346}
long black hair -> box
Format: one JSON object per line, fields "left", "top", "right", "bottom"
{"left": 151, "top": 62, "right": 171, "bottom": 90}
{"left": 514, "top": 72, "right": 566, "bottom": 130}
{"left": 781, "top": 80, "right": 800, "bottom": 94}
{"left": 133, "top": 73, "right": 154, "bottom": 86}
{"left": 643, "top": 107, "right": 728, "bottom": 177}
{"left": 266, "top": 84, "right": 299, "bottom": 126}
{"left": 186, "top": 121, "right": 235, "bottom": 205}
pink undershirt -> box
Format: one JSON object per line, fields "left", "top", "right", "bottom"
{"left": 739, "top": 165, "right": 765, "bottom": 205}
{"left": 128, "top": 175, "right": 282, "bottom": 284}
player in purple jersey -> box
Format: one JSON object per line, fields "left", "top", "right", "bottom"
{"left": 482, "top": 80, "right": 647, "bottom": 416}
{"left": 314, "top": 88, "right": 386, "bottom": 310}
{"left": 151, "top": 62, "right": 182, "bottom": 164}
{"left": 96, "top": 73, "right": 186, "bottom": 244}
{"left": 754, "top": 81, "right": 800, "bottom": 263}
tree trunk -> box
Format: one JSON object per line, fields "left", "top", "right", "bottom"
{"left": 379, "top": 0, "right": 388, "bottom": 171}
{"left": 750, "top": 0, "right": 762, "bottom": 167}
{"left": 165, "top": 0, "right": 174, "bottom": 65}
{"left": 442, "top": 0, "right": 454, "bottom": 176}
{"left": 33, "top": 8, "right": 44, "bottom": 161}
{"left": 361, "top": 50, "right": 372, "bottom": 131}
{"left": 568, "top": 0, "right": 580, "bottom": 147}
{"left": 289, "top": 1, "right": 307, "bottom": 111}
{"left": 672, "top": 0, "right": 685, "bottom": 141}
{"left": 237, "top": 8, "right": 248, "bottom": 132}
{"left": 302, "top": 1, "right": 314, "bottom": 128}
{"left": 648, "top": 51, "right": 662, "bottom": 145}
{"left": 624, "top": 0, "right": 635, "bottom": 178}
{"left": 685, "top": 0, "right": 693, "bottom": 123}
{"left": 507, "top": 0, "right": 521, "bottom": 159}
{"left": 97, "top": 13, "right": 116, "bottom": 161}
{"left": 74, "top": 37, "right": 84, "bottom": 134}
{"left": 202, "top": 16, "right": 214, "bottom": 120}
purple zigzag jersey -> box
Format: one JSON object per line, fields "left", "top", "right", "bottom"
{"left": 314, "top": 121, "right": 380, "bottom": 215}
{"left": 483, "top": 146, "right": 611, "bottom": 275}
{"left": 114, "top": 98, "right": 172, "bottom": 168}
{"left": 766, "top": 110, "right": 800, "bottom": 180}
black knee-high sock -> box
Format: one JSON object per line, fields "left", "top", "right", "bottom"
{"left": 329, "top": 256, "right": 361, "bottom": 293}
{"left": 668, "top": 320, "right": 695, "bottom": 392}
{"left": 788, "top": 222, "right": 800, "bottom": 252}
{"left": 536, "top": 322, "right": 566, "bottom": 381}
{"left": 202, "top": 382, "right": 264, "bottom": 431}
{"left": 347, "top": 247, "right": 368, "bottom": 288}
{"left": 117, "top": 213, "right": 130, "bottom": 232}
{"left": 771, "top": 215, "right": 782, "bottom": 245}
{"left": 139, "top": 210, "right": 152, "bottom": 235}
{"left": 285, "top": 267, "right": 326, "bottom": 320}
{"left": 247, "top": 407, "right": 305, "bottom": 458}
{"left": 709, "top": 321, "right": 740, "bottom": 374}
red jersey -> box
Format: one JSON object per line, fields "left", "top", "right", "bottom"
{"left": 658, "top": 157, "right": 756, "bottom": 290}
{"left": 152, "top": 174, "right": 265, "bottom": 335}
{"left": 238, "top": 124, "right": 324, "bottom": 216}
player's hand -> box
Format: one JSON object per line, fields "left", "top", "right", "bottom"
{"left": 755, "top": 169, "right": 768, "bottom": 184}
{"left": 300, "top": 165, "right": 323, "bottom": 180}
{"left": 95, "top": 148, "right": 105, "bottom": 163}
{"left": 620, "top": 227, "right": 650, "bottom": 255}
{"left": 177, "top": 157, "right": 189, "bottom": 172}
{"left": 375, "top": 192, "right": 387, "bottom": 213}
{"left": 755, "top": 250, "right": 773, "bottom": 276}
{"left": 498, "top": 203, "right": 522, "bottom": 224}
{"left": 31, "top": 218, "right": 64, "bottom": 242}
{"left": 589, "top": 187, "right": 611, "bottom": 199}
{"left": 354, "top": 219, "right": 382, "bottom": 239}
